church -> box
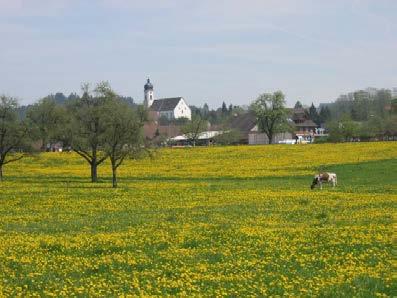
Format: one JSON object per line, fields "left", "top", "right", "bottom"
{"left": 143, "top": 78, "right": 191, "bottom": 120}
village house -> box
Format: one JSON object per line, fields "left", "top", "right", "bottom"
{"left": 228, "top": 111, "right": 257, "bottom": 144}
{"left": 292, "top": 107, "right": 318, "bottom": 135}
{"left": 249, "top": 125, "right": 293, "bottom": 144}
{"left": 228, "top": 105, "right": 325, "bottom": 145}
{"left": 228, "top": 112, "right": 293, "bottom": 145}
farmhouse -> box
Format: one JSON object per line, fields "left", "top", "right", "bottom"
{"left": 228, "top": 111, "right": 257, "bottom": 144}
{"left": 249, "top": 125, "right": 293, "bottom": 144}
{"left": 228, "top": 112, "right": 293, "bottom": 144}
{"left": 143, "top": 78, "right": 191, "bottom": 120}
{"left": 228, "top": 105, "right": 327, "bottom": 144}
{"left": 292, "top": 107, "right": 318, "bottom": 135}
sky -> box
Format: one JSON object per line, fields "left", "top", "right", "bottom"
{"left": 0, "top": 0, "right": 396, "bottom": 108}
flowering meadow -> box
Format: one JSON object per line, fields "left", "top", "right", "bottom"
{"left": 0, "top": 142, "right": 396, "bottom": 296}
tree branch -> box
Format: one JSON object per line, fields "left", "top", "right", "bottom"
{"left": 3, "top": 155, "right": 24, "bottom": 165}
{"left": 115, "top": 152, "right": 129, "bottom": 169}
{"left": 97, "top": 153, "right": 109, "bottom": 165}
{"left": 73, "top": 148, "right": 93, "bottom": 164}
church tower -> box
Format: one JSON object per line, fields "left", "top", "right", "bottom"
{"left": 144, "top": 78, "right": 154, "bottom": 108}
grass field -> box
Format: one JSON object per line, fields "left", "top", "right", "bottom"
{"left": 1, "top": 142, "right": 396, "bottom": 296}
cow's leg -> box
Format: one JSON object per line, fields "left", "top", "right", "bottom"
{"left": 320, "top": 181, "right": 322, "bottom": 189}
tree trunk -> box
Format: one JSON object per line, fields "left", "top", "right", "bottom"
{"left": 91, "top": 149, "right": 98, "bottom": 182}
{"left": 91, "top": 163, "right": 98, "bottom": 183}
{"left": 0, "top": 165, "right": 3, "bottom": 181}
{"left": 268, "top": 133, "right": 273, "bottom": 144}
{"left": 112, "top": 166, "right": 117, "bottom": 188}
{"left": 41, "top": 138, "right": 47, "bottom": 152}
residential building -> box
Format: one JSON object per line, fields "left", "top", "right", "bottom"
{"left": 228, "top": 112, "right": 293, "bottom": 145}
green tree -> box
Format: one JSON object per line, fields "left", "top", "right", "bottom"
{"left": 359, "top": 116, "right": 385, "bottom": 140}
{"left": 67, "top": 92, "right": 80, "bottom": 101}
{"left": 251, "top": 91, "right": 288, "bottom": 144}
{"left": 213, "top": 129, "right": 241, "bottom": 145}
{"left": 384, "top": 115, "right": 397, "bottom": 138}
{"left": 309, "top": 103, "right": 319, "bottom": 124}
{"left": 327, "top": 115, "right": 359, "bottom": 142}
{"left": 318, "top": 106, "right": 331, "bottom": 123}
{"left": 66, "top": 82, "right": 116, "bottom": 182}
{"left": 181, "top": 115, "right": 208, "bottom": 146}
{"left": 0, "top": 95, "right": 29, "bottom": 180}
{"left": 54, "top": 92, "right": 67, "bottom": 105}
{"left": 351, "top": 90, "right": 370, "bottom": 121}
{"left": 228, "top": 104, "right": 233, "bottom": 114}
{"left": 103, "top": 101, "right": 148, "bottom": 188}
{"left": 294, "top": 101, "right": 303, "bottom": 109}
{"left": 390, "top": 98, "right": 397, "bottom": 114}
{"left": 27, "top": 98, "right": 66, "bottom": 151}
{"left": 375, "top": 89, "right": 392, "bottom": 118}
{"left": 221, "top": 102, "right": 228, "bottom": 116}
{"left": 202, "top": 103, "right": 210, "bottom": 118}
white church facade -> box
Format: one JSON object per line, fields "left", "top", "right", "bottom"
{"left": 143, "top": 78, "right": 191, "bottom": 120}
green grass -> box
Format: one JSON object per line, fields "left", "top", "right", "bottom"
{"left": 0, "top": 153, "right": 395, "bottom": 296}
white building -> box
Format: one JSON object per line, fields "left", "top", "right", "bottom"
{"left": 143, "top": 78, "right": 191, "bottom": 120}
{"left": 170, "top": 131, "right": 224, "bottom": 142}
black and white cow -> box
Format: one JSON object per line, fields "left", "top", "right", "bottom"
{"left": 311, "top": 172, "right": 337, "bottom": 189}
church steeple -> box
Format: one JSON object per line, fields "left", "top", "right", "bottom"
{"left": 144, "top": 78, "right": 154, "bottom": 108}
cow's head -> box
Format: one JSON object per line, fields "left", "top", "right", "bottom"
{"left": 311, "top": 177, "right": 319, "bottom": 189}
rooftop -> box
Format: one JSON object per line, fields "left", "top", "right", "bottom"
{"left": 150, "top": 97, "right": 182, "bottom": 112}
{"left": 228, "top": 112, "right": 256, "bottom": 132}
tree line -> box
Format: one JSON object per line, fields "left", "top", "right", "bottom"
{"left": 175, "top": 88, "right": 396, "bottom": 146}
{"left": 319, "top": 89, "right": 396, "bottom": 141}
{"left": 219, "top": 88, "right": 396, "bottom": 144}
{"left": 0, "top": 82, "right": 147, "bottom": 187}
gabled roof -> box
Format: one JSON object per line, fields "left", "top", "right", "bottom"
{"left": 150, "top": 97, "right": 182, "bottom": 112}
{"left": 228, "top": 111, "right": 257, "bottom": 132}
{"left": 291, "top": 108, "right": 307, "bottom": 120}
